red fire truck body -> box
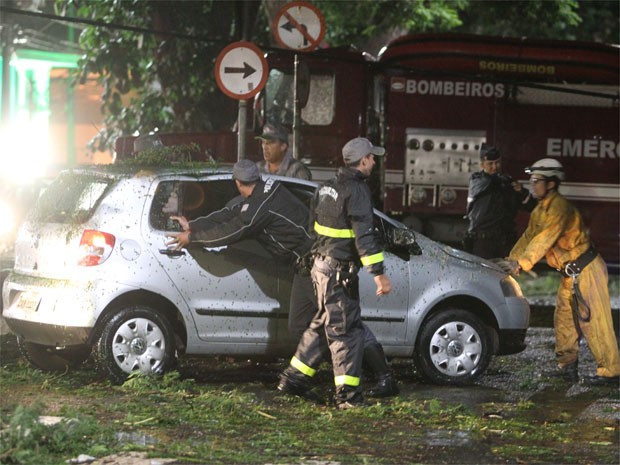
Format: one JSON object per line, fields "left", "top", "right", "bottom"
{"left": 376, "top": 34, "right": 619, "bottom": 265}
{"left": 116, "top": 33, "right": 619, "bottom": 264}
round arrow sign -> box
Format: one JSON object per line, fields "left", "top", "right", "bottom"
{"left": 215, "top": 41, "right": 268, "bottom": 100}
{"left": 273, "top": 1, "right": 325, "bottom": 52}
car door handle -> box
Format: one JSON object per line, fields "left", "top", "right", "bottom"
{"left": 159, "top": 249, "right": 186, "bottom": 257}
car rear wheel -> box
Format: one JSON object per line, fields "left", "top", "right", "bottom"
{"left": 17, "top": 337, "right": 90, "bottom": 372}
{"left": 94, "top": 306, "right": 177, "bottom": 384}
{"left": 413, "top": 308, "right": 492, "bottom": 385}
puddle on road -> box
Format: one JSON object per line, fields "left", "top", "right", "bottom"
{"left": 425, "top": 429, "right": 472, "bottom": 446}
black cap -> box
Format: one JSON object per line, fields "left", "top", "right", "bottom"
{"left": 232, "top": 159, "right": 260, "bottom": 183}
{"left": 255, "top": 123, "right": 289, "bottom": 143}
{"left": 480, "top": 143, "right": 500, "bottom": 161}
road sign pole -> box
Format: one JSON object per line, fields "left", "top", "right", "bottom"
{"left": 293, "top": 54, "right": 300, "bottom": 160}
{"left": 237, "top": 100, "right": 247, "bottom": 160}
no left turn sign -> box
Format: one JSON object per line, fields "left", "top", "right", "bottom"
{"left": 215, "top": 41, "right": 268, "bottom": 100}
{"left": 273, "top": 1, "right": 325, "bottom": 52}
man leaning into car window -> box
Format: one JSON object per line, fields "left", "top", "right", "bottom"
{"left": 166, "top": 159, "right": 310, "bottom": 262}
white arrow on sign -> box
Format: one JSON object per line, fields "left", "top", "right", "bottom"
{"left": 273, "top": 1, "right": 325, "bottom": 52}
{"left": 215, "top": 41, "right": 268, "bottom": 100}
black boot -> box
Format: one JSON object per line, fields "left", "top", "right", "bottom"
{"left": 277, "top": 367, "right": 321, "bottom": 402}
{"left": 334, "top": 385, "right": 366, "bottom": 410}
{"left": 364, "top": 343, "right": 399, "bottom": 398}
{"left": 549, "top": 360, "right": 578, "bottom": 381}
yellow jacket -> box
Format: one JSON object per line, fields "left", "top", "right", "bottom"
{"left": 509, "top": 191, "right": 590, "bottom": 272}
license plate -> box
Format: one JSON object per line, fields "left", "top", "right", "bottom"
{"left": 16, "top": 292, "right": 41, "bottom": 312}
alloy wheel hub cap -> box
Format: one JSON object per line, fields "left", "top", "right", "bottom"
{"left": 447, "top": 340, "right": 464, "bottom": 357}
{"left": 130, "top": 338, "right": 147, "bottom": 355}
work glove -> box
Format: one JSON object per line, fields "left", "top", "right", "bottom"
{"left": 491, "top": 258, "right": 520, "bottom": 276}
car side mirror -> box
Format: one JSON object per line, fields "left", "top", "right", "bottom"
{"left": 390, "top": 228, "right": 422, "bottom": 256}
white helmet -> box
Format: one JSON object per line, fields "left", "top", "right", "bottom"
{"left": 525, "top": 158, "right": 565, "bottom": 181}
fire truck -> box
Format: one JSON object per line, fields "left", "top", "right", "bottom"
{"left": 116, "top": 33, "right": 620, "bottom": 265}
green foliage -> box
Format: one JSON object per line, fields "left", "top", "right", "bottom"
{"left": 117, "top": 143, "right": 219, "bottom": 169}
{"left": 1, "top": 353, "right": 618, "bottom": 464}
{"left": 1, "top": 403, "right": 115, "bottom": 465}
{"left": 453, "top": 0, "right": 583, "bottom": 39}
{"left": 54, "top": 0, "right": 268, "bottom": 152}
{"left": 316, "top": 0, "right": 467, "bottom": 45}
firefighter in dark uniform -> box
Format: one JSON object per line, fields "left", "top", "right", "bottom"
{"left": 465, "top": 144, "right": 535, "bottom": 259}
{"left": 166, "top": 160, "right": 399, "bottom": 397}
{"left": 278, "top": 137, "right": 393, "bottom": 409}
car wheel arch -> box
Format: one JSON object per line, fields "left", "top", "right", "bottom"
{"left": 90, "top": 290, "right": 187, "bottom": 353}
{"left": 420, "top": 295, "right": 499, "bottom": 338}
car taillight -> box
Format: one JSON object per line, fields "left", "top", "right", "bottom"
{"left": 78, "top": 229, "right": 115, "bottom": 266}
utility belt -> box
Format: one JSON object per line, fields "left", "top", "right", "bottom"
{"left": 558, "top": 246, "right": 597, "bottom": 278}
{"left": 315, "top": 255, "right": 358, "bottom": 271}
{"left": 315, "top": 255, "right": 359, "bottom": 291}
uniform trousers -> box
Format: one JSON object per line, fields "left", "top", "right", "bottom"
{"left": 292, "top": 257, "right": 364, "bottom": 401}
{"left": 555, "top": 255, "right": 620, "bottom": 378}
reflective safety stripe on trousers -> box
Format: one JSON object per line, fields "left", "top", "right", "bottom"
{"left": 291, "top": 356, "right": 316, "bottom": 377}
{"left": 334, "top": 374, "right": 361, "bottom": 387}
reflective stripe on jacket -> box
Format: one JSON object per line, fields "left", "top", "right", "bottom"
{"left": 312, "top": 167, "right": 385, "bottom": 275}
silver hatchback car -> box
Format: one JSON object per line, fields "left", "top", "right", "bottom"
{"left": 2, "top": 166, "right": 530, "bottom": 385}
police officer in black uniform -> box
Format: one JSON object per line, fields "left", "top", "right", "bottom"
{"left": 166, "top": 159, "right": 312, "bottom": 263}
{"left": 465, "top": 143, "right": 535, "bottom": 259}
{"left": 278, "top": 137, "right": 393, "bottom": 409}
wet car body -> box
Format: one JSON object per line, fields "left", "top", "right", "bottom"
{"left": 2, "top": 166, "right": 529, "bottom": 385}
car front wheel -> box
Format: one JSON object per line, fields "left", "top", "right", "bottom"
{"left": 94, "top": 306, "right": 177, "bottom": 384}
{"left": 414, "top": 308, "right": 493, "bottom": 385}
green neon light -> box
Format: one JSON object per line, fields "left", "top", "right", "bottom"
{"left": 14, "top": 50, "right": 79, "bottom": 68}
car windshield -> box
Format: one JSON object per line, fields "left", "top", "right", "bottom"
{"left": 30, "top": 172, "right": 114, "bottom": 224}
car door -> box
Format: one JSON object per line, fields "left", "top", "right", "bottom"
{"left": 358, "top": 217, "right": 411, "bottom": 347}
{"left": 145, "top": 175, "right": 287, "bottom": 345}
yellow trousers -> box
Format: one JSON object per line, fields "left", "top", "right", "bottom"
{"left": 555, "top": 256, "right": 620, "bottom": 377}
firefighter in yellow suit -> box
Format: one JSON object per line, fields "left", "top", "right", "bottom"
{"left": 498, "top": 158, "right": 619, "bottom": 385}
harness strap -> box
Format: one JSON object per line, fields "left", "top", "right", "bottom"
{"left": 559, "top": 246, "right": 597, "bottom": 323}
{"left": 572, "top": 280, "right": 592, "bottom": 323}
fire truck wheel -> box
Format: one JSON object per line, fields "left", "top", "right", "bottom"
{"left": 94, "top": 306, "right": 177, "bottom": 384}
{"left": 413, "top": 308, "right": 493, "bottom": 385}
{"left": 17, "top": 337, "right": 90, "bottom": 372}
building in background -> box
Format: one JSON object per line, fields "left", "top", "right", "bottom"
{"left": 0, "top": 1, "right": 112, "bottom": 184}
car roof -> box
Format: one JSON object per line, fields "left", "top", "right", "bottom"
{"left": 58, "top": 165, "right": 406, "bottom": 229}
{"left": 59, "top": 163, "right": 233, "bottom": 180}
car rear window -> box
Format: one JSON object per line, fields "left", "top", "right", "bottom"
{"left": 30, "top": 172, "right": 114, "bottom": 224}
